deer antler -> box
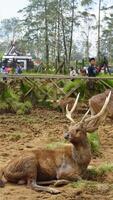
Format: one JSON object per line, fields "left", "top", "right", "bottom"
{"left": 84, "top": 91, "right": 111, "bottom": 123}
{"left": 66, "top": 93, "right": 80, "bottom": 123}
{"left": 79, "top": 109, "right": 90, "bottom": 124}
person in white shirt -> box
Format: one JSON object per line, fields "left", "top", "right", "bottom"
{"left": 70, "top": 67, "right": 78, "bottom": 81}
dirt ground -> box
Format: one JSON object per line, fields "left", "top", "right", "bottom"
{"left": 1, "top": 108, "right": 113, "bottom": 200}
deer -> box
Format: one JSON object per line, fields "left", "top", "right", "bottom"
{"left": 58, "top": 97, "right": 76, "bottom": 113}
{"left": 89, "top": 89, "right": 113, "bottom": 118}
{"left": 0, "top": 91, "right": 111, "bottom": 194}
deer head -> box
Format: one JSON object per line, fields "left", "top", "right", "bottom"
{"left": 64, "top": 91, "right": 111, "bottom": 144}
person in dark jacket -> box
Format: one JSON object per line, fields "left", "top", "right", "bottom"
{"left": 87, "top": 58, "right": 97, "bottom": 90}
{"left": 88, "top": 58, "right": 97, "bottom": 77}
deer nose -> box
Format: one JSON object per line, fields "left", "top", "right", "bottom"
{"left": 64, "top": 133, "right": 69, "bottom": 140}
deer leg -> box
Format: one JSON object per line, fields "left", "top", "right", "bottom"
{"left": 37, "top": 179, "right": 70, "bottom": 187}
{"left": 29, "top": 180, "right": 60, "bottom": 194}
{"left": 37, "top": 180, "right": 57, "bottom": 185}
{"left": 18, "top": 180, "right": 26, "bottom": 185}
{"left": 26, "top": 162, "right": 60, "bottom": 194}
{"left": 54, "top": 179, "right": 70, "bottom": 187}
{"left": 57, "top": 168, "right": 82, "bottom": 183}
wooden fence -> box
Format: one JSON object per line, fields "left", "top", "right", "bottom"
{"left": 0, "top": 74, "right": 113, "bottom": 80}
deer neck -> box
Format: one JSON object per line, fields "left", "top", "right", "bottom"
{"left": 72, "top": 139, "right": 91, "bottom": 172}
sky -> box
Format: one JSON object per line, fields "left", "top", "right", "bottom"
{"left": 0, "top": 0, "right": 28, "bottom": 20}
{"left": 0, "top": 0, "right": 112, "bottom": 57}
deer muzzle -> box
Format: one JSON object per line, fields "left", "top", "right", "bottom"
{"left": 64, "top": 133, "right": 69, "bottom": 140}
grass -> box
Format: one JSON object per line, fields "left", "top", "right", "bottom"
{"left": 70, "top": 179, "right": 113, "bottom": 194}
{"left": 9, "top": 133, "right": 21, "bottom": 142}
{"left": 87, "top": 132, "right": 101, "bottom": 156}
{"left": 95, "top": 163, "right": 113, "bottom": 175}
{"left": 46, "top": 141, "right": 68, "bottom": 150}
{"left": 71, "top": 163, "right": 113, "bottom": 191}
{"left": 0, "top": 82, "right": 32, "bottom": 114}
{"left": 85, "top": 163, "right": 113, "bottom": 181}
{"left": 71, "top": 179, "right": 98, "bottom": 189}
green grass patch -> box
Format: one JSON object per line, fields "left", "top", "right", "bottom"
{"left": 46, "top": 141, "right": 68, "bottom": 150}
{"left": 71, "top": 179, "right": 113, "bottom": 193}
{"left": 71, "top": 180, "right": 98, "bottom": 189}
{"left": 97, "top": 163, "right": 113, "bottom": 175}
{"left": 87, "top": 132, "right": 100, "bottom": 156}
{"left": 86, "top": 163, "right": 113, "bottom": 180}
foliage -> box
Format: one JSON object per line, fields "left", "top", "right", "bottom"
{"left": 71, "top": 163, "right": 113, "bottom": 188}
{"left": 86, "top": 163, "right": 113, "bottom": 181}
{"left": 87, "top": 132, "right": 100, "bottom": 156}
{"left": 0, "top": 82, "right": 32, "bottom": 114}
{"left": 63, "top": 79, "right": 89, "bottom": 100}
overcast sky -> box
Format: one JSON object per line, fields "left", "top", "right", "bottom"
{"left": 0, "top": 0, "right": 28, "bottom": 20}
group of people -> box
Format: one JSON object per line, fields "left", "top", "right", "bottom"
{"left": 69, "top": 57, "right": 103, "bottom": 80}
{"left": 0, "top": 62, "right": 23, "bottom": 82}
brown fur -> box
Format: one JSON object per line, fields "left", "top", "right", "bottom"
{"left": 1, "top": 91, "right": 110, "bottom": 194}
{"left": 58, "top": 97, "right": 77, "bottom": 113}
{"left": 0, "top": 125, "right": 91, "bottom": 194}
{"left": 89, "top": 89, "right": 113, "bottom": 118}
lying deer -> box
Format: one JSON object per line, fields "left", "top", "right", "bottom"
{"left": 0, "top": 91, "right": 111, "bottom": 194}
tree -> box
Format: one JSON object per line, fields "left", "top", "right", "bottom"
{"left": 0, "top": 17, "right": 20, "bottom": 41}
{"left": 97, "top": 0, "right": 102, "bottom": 63}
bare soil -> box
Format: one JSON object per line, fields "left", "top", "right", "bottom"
{"left": 0, "top": 108, "right": 113, "bottom": 200}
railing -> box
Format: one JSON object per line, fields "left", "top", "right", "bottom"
{"left": 0, "top": 74, "right": 113, "bottom": 80}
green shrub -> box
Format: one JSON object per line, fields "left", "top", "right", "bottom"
{"left": 64, "top": 79, "right": 82, "bottom": 93}
{"left": 87, "top": 163, "right": 113, "bottom": 180}
{"left": 88, "top": 132, "right": 100, "bottom": 156}
{"left": 0, "top": 101, "right": 9, "bottom": 112}
{"left": 16, "top": 101, "right": 32, "bottom": 115}
{"left": 0, "top": 87, "right": 18, "bottom": 102}
{"left": 64, "top": 79, "right": 89, "bottom": 100}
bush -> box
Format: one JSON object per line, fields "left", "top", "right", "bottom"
{"left": 16, "top": 101, "right": 32, "bottom": 115}
{"left": 88, "top": 132, "right": 100, "bottom": 156}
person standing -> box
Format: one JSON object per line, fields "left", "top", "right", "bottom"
{"left": 70, "top": 67, "right": 78, "bottom": 81}
{"left": 87, "top": 58, "right": 97, "bottom": 90}
{"left": 88, "top": 58, "right": 97, "bottom": 77}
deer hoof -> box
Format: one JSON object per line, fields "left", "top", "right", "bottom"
{"left": 49, "top": 188, "right": 60, "bottom": 194}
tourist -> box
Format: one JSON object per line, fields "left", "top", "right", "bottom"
{"left": 87, "top": 58, "right": 97, "bottom": 90}
{"left": 70, "top": 67, "right": 78, "bottom": 81}
{"left": 1, "top": 65, "right": 8, "bottom": 83}
{"left": 88, "top": 58, "right": 97, "bottom": 77}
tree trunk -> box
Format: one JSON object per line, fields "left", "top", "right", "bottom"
{"left": 86, "top": 27, "right": 90, "bottom": 63}
{"left": 97, "top": 0, "right": 101, "bottom": 63}
{"left": 56, "top": 0, "right": 61, "bottom": 72}
{"left": 69, "top": 0, "right": 75, "bottom": 64}
{"left": 60, "top": 0, "right": 68, "bottom": 64}
{"left": 45, "top": 0, "right": 49, "bottom": 68}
